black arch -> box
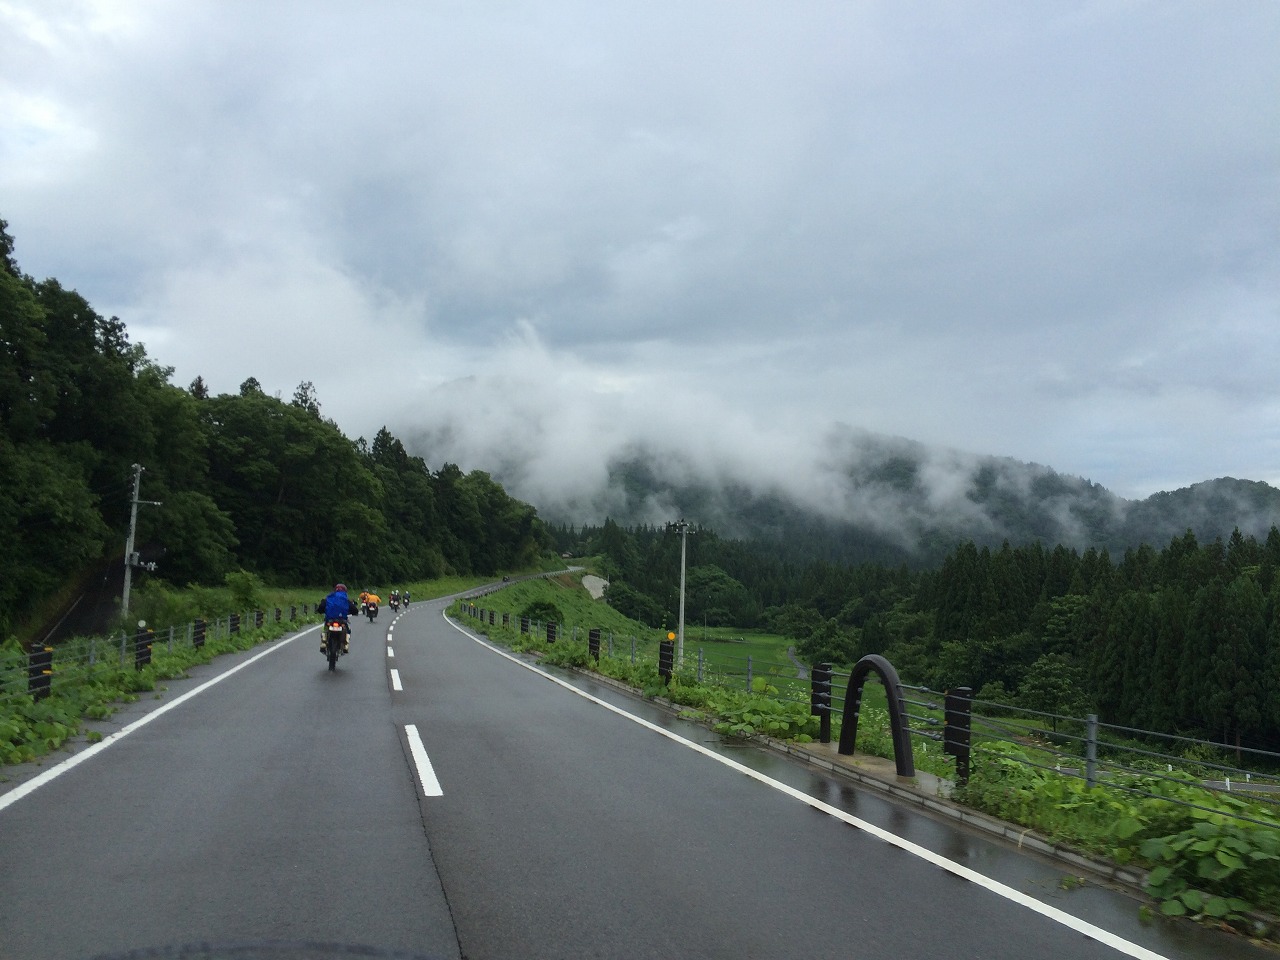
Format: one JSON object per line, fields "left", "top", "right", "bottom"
{"left": 836, "top": 654, "right": 915, "bottom": 778}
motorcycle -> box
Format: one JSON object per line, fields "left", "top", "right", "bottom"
{"left": 323, "top": 619, "right": 347, "bottom": 671}
{"left": 365, "top": 601, "right": 378, "bottom": 622}
{"left": 390, "top": 598, "right": 399, "bottom": 613}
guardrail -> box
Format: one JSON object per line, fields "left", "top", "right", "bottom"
{"left": 1, "top": 605, "right": 312, "bottom": 710}
{"left": 454, "top": 600, "right": 1280, "bottom": 830}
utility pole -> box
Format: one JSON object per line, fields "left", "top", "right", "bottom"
{"left": 667, "top": 519, "right": 690, "bottom": 667}
{"left": 121, "top": 463, "right": 162, "bottom": 619}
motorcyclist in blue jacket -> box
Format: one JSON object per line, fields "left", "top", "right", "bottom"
{"left": 319, "top": 582, "right": 358, "bottom": 655}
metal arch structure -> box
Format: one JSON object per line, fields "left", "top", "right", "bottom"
{"left": 836, "top": 654, "right": 916, "bottom": 779}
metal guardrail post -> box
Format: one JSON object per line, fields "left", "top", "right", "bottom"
{"left": 255, "top": 610, "right": 264, "bottom": 629}
{"left": 943, "top": 686, "right": 973, "bottom": 785}
{"left": 1085, "top": 714, "right": 1099, "bottom": 788}
{"left": 588, "top": 628, "right": 601, "bottom": 662}
{"left": 746, "top": 655, "right": 753, "bottom": 691}
{"left": 28, "top": 643, "right": 53, "bottom": 700}
{"left": 520, "top": 616, "right": 529, "bottom": 634}
{"left": 193, "top": 618, "right": 206, "bottom": 649}
{"left": 697, "top": 648, "right": 704, "bottom": 684}
{"left": 811, "top": 662, "right": 833, "bottom": 744}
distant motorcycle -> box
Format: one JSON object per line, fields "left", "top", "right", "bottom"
{"left": 322, "top": 620, "right": 347, "bottom": 672}
{"left": 390, "top": 598, "right": 399, "bottom": 613}
{"left": 365, "top": 601, "right": 378, "bottom": 622}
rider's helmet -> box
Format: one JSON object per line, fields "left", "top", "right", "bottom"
{"left": 335, "top": 582, "right": 347, "bottom": 592}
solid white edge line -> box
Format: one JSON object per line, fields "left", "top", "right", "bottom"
{"left": 405, "top": 723, "right": 443, "bottom": 796}
{"left": 442, "top": 609, "right": 1170, "bottom": 960}
{"left": 390, "top": 668, "right": 403, "bottom": 691}
{"left": 0, "top": 625, "right": 316, "bottom": 816}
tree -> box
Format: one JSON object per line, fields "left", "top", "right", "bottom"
{"left": 1019, "top": 653, "right": 1089, "bottom": 729}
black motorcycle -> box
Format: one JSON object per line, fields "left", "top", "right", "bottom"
{"left": 323, "top": 619, "right": 347, "bottom": 671}
{"left": 366, "top": 601, "right": 378, "bottom": 622}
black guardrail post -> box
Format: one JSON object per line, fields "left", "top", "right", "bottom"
{"left": 193, "top": 618, "right": 206, "bottom": 649}
{"left": 489, "top": 610, "right": 496, "bottom": 626}
{"left": 811, "top": 662, "right": 833, "bottom": 744}
{"left": 229, "top": 612, "right": 240, "bottom": 635}
{"left": 28, "top": 643, "right": 53, "bottom": 700}
{"left": 520, "top": 616, "right": 529, "bottom": 634}
{"left": 943, "top": 686, "right": 973, "bottom": 785}
{"left": 134, "top": 628, "right": 153, "bottom": 670}
{"left": 255, "top": 610, "right": 264, "bottom": 629}
{"left": 588, "top": 628, "right": 601, "bottom": 663}
{"left": 658, "top": 638, "right": 675, "bottom": 684}
{"left": 546, "top": 622, "right": 557, "bottom": 644}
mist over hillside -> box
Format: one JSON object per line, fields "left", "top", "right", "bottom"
{"left": 404, "top": 417, "right": 1280, "bottom": 566}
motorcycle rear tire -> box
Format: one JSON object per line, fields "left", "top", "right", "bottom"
{"left": 327, "top": 638, "right": 339, "bottom": 671}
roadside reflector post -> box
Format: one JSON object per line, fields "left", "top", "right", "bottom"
{"left": 811, "top": 662, "right": 833, "bottom": 744}
{"left": 28, "top": 643, "right": 53, "bottom": 700}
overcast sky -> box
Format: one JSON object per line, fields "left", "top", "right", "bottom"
{"left": 3, "top": 0, "right": 1278, "bottom": 510}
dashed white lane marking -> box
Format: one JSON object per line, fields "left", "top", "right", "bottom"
{"left": 387, "top": 647, "right": 395, "bottom": 658}
{"left": 405, "top": 724, "right": 443, "bottom": 796}
{"left": 443, "top": 610, "right": 1169, "bottom": 960}
{"left": 390, "top": 668, "right": 403, "bottom": 691}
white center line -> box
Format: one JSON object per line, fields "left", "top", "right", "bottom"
{"left": 387, "top": 647, "right": 395, "bottom": 658}
{"left": 390, "top": 668, "right": 403, "bottom": 691}
{"left": 405, "top": 724, "right": 443, "bottom": 796}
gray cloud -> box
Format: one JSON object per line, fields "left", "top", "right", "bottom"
{"left": 2, "top": 0, "right": 1277, "bottom": 516}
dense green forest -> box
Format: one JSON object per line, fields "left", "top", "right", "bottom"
{"left": 551, "top": 519, "right": 1280, "bottom": 750}
{"left": 0, "top": 218, "right": 550, "bottom": 638}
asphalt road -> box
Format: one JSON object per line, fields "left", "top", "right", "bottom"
{"left": 0, "top": 593, "right": 1272, "bottom": 960}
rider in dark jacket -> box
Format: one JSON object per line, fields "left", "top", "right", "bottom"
{"left": 319, "top": 582, "right": 358, "bottom": 654}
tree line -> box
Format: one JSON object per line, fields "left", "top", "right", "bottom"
{"left": 552, "top": 519, "right": 1280, "bottom": 749}
{"left": 0, "top": 218, "right": 550, "bottom": 639}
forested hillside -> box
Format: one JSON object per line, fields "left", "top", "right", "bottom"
{"left": 538, "top": 436, "right": 1280, "bottom": 569}
{"left": 0, "top": 219, "right": 550, "bottom": 639}
{"left": 555, "top": 520, "right": 1280, "bottom": 750}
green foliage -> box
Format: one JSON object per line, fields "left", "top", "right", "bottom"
{"left": 520, "top": 600, "right": 564, "bottom": 625}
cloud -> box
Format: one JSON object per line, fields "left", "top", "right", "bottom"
{"left": 1, "top": 0, "right": 1277, "bottom": 511}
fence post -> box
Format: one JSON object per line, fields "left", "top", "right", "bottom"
{"left": 1085, "top": 714, "right": 1098, "bottom": 789}
{"left": 697, "top": 648, "right": 704, "bottom": 684}
{"left": 520, "top": 616, "right": 529, "bottom": 634}
{"left": 546, "top": 622, "right": 557, "bottom": 644}
{"left": 746, "top": 655, "right": 753, "bottom": 691}
{"left": 28, "top": 642, "right": 53, "bottom": 700}
{"left": 119, "top": 631, "right": 128, "bottom": 667}
{"left": 630, "top": 636, "right": 636, "bottom": 665}
{"left": 168, "top": 624, "right": 175, "bottom": 653}
{"left": 134, "top": 628, "right": 153, "bottom": 670}
{"left": 943, "top": 686, "right": 974, "bottom": 785}
{"left": 588, "top": 628, "right": 601, "bottom": 663}
{"left": 658, "top": 638, "right": 675, "bottom": 684}
{"left": 811, "top": 662, "right": 833, "bottom": 744}
{"left": 193, "top": 618, "right": 206, "bottom": 650}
